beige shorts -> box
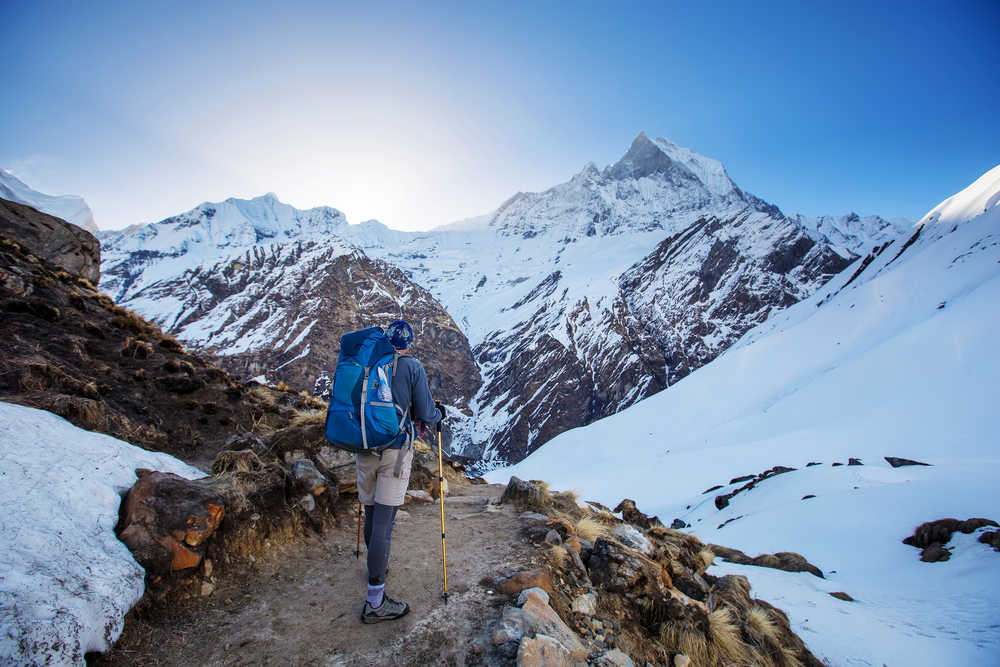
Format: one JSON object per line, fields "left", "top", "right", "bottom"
{"left": 355, "top": 446, "right": 414, "bottom": 507}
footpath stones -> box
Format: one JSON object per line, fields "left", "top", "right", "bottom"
{"left": 501, "top": 476, "right": 544, "bottom": 508}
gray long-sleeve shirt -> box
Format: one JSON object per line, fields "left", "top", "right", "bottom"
{"left": 390, "top": 355, "right": 440, "bottom": 430}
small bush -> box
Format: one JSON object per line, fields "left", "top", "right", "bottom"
{"left": 121, "top": 337, "right": 154, "bottom": 359}
{"left": 75, "top": 277, "right": 97, "bottom": 290}
{"left": 158, "top": 335, "right": 185, "bottom": 353}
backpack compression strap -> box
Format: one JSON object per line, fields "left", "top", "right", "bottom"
{"left": 360, "top": 366, "right": 371, "bottom": 450}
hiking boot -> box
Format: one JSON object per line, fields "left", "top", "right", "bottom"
{"left": 361, "top": 595, "right": 409, "bottom": 624}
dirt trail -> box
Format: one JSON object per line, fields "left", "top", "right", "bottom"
{"left": 94, "top": 484, "right": 532, "bottom": 666}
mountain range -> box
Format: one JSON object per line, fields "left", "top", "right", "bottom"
{"left": 97, "top": 132, "right": 912, "bottom": 465}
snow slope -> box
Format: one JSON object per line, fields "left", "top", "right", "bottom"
{"left": 0, "top": 402, "right": 204, "bottom": 666}
{"left": 0, "top": 169, "right": 99, "bottom": 234}
{"left": 490, "top": 165, "right": 1000, "bottom": 665}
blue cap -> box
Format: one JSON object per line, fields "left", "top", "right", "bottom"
{"left": 386, "top": 320, "right": 414, "bottom": 350}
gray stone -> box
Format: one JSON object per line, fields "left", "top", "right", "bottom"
{"left": 517, "top": 587, "right": 550, "bottom": 607}
{"left": 571, "top": 592, "right": 597, "bottom": 615}
{"left": 519, "top": 511, "right": 550, "bottom": 522}
{"left": 517, "top": 634, "right": 572, "bottom": 667}
{"left": 544, "top": 529, "right": 563, "bottom": 546}
{"left": 299, "top": 494, "right": 315, "bottom": 512}
{"left": 291, "top": 458, "right": 328, "bottom": 495}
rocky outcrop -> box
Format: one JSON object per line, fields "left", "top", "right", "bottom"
{"left": 487, "top": 478, "right": 824, "bottom": 666}
{"left": 0, "top": 206, "right": 324, "bottom": 468}
{"left": 0, "top": 197, "right": 100, "bottom": 284}
{"left": 902, "top": 517, "right": 1000, "bottom": 562}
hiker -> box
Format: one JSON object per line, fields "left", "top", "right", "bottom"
{"left": 358, "top": 319, "right": 444, "bottom": 623}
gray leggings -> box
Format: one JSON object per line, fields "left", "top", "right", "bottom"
{"left": 363, "top": 503, "right": 398, "bottom": 586}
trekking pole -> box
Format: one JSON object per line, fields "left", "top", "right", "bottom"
{"left": 436, "top": 420, "right": 449, "bottom": 602}
{"left": 355, "top": 501, "right": 362, "bottom": 559}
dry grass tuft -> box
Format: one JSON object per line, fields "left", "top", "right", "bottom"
{"left": 697, "top": 547, "right": 716, "bottom": 574}
{"left": 213, "top": 450, "right": 265, "bottom": 476}
{"left": 575, "top": 516, "right": 613, "bottom": 542}
{"left": 660, "top": 623, "right": 712, "bottom": 667}
{"left": 746, "top": 606, "right": 780, "bottom": 641}
{"left": 548, "top": 544, "right": 569, "bottom": 570}
{"left": 709, "top": 608, "right": 749, "bottom": 664}
{"left": 121, "top": 337, "right": 154, "bottom": 360}
{"left": 75, "top": 276, "right": 97, "bottom": 290}
{"left": 290, "top": 410, "right": 325, "bottom": 427}
{"left": 158, "top": 335, "right": 185, "bottom": 353}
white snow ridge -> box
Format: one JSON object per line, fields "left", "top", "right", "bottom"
{"left": 492, "top": 164, "right": 1000, "bottom": 665}
{"left": 0, "top": 402, "right": 203, "bottom": 666}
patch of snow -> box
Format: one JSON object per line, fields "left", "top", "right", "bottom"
{"left": 0, "top": 402, "right": 204, "bottom": 665}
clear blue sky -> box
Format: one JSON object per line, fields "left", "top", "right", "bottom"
{"left": 2, "top": 1, "right": 998, "bottom": 230}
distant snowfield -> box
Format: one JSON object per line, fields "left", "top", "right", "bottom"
{"left": 491, "top": 170, "right": 1000, "bottom": 665}
{"left": 0, "top": 402, "right": 204, "bottom": 666}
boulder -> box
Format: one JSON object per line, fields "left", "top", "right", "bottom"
{"left": 518, "top": 587, "right": 550, "bottom": 607}
{"left": 502, "top": 476, "right": 545, "bottom": 508}
{"left": 884, "top": 456, "right": 931, "bottom": 468}
{"left": 613, "top": 499, "right": 664, "bottom": 530}
{"left": 571, "top": 592, "right": 598, "bottom": 616}
{"left": 517, "top": 634, "right": 572, "bottom": 667}
{"left": 291, "top": 459, "right": 329, "bottom": 496}
{"left": 496, "top": 568, "right": 553, "bottom": 596}
{"left": 223, "top": 432, "right": 269, "bottom": 458}
{"left": 117, "top": 470, "right": 225, "bottom": 575}
{"left": 593, "top": 649, "right": 634, "bottom": 667}
{"left": 519, "top": 590, "right": 588, "bottom": 659}
{"left": 587, "top": 538, "right": 672, "bottom": 597}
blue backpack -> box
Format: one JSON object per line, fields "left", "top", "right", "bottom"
{"left": 324, "top": 327, "right": 412, "bottom": 455}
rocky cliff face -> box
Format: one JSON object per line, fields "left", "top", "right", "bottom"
{"left": 0, "top": 197, "right": 101, "bottom": 284}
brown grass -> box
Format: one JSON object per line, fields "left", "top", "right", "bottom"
{"left": 660, "top": 623, "right": 711, "bottom": 667}
{"left": 111, "top": 308, "right": 150, "bottom": 334}
{"left": 121, "top": 337, "right": 154, "bottom": 360}
{"left": 575, "top": 516, "right": 613, "bottom": 542}
{"left": 212, "top": 450, "right": 265, "bottom": 476}
{"left": 697, "top": 547, "right": 716, "bottom": 574}
{"left": 158, "top": 335, "right": 185, "bottom": 353}
{"left": 75, "top": 276, "right": 97, "bottom": 290}
{"left": 709, "top": 608, "right": 749, "bottom": 664}
{"left": 290, "top": 410, "right": 325, "bottom": 427}
{"left": 746, "top": 606, "right": 780, "bottom": 641}
{"left": 547, "top": 545, "right": 569, "bottom": 570}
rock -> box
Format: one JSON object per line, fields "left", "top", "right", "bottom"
{"left": 291, "top": 459, "right": 328, "bottom": 496}
{"left": 613, "top": 499, "right": 664, "bottom": 530}
{"left": 593, "top": 648, "right": 635, "bottom": 666}
{"left": 848, "top": 457, "right": 863, "bottom": 466}
{"left": 903, "top": 517, "right": 1000, "bottom": 551}
{"left": 396, "top": 510, "right": 410, "bottom": 521}
{"left": 920, "top": 543, "right": 951, "bottom": 562}
{"left": 315, "top": 445, "right": 353, "bottom": 472}
{"left": 674, "top": 654, "right": 691, "bottom": 667}
{"left": 202, "top": 559, "right": 213, "bottom": 577}
{"left": 829, "top": 591, "right": 854, "bottom": 601}
{"left": 518, "top": 587, "right": 550, "bottom": 607}
{"left": 519, "top": 511, "right": 550, "bottom": 522}
{"left": 517, "top": 634, "right": 572, "bottom": 667}
{"left": 299, "top": 494, "right": 315, "bottom": 512}
{"left": 405, "top": 489, "right": 434, "bottom": 503}
{"left": 496, "top": 568, "right": 553, "bottom": 596}
{"left": 610, "top": 524, "right": 653, "bottom": 555}
{"left": 801, "top": 494, "right": 816, "bottom": 500}
{"left": 571, "top": 593, "right": 598, "bottom": 615}
{"left": 445, "top": 494, "right": 490, "bottom": 505}
{"left": 544, "top": 529, "right": 563, "bottom": 546}
{"left": 588, "top": 538, "right": 672, "bottom": 597}
{"left": 117, "top": 470, "right": 225, "bottom": 575}
{"left": 223, "top": 432, "right": 268, "bottom": 457}
{"left": 885, "top": 456, "right": 931, "bottom": 468}
{"left": 502, "top": 476, "right": 545, "bottom": 508}
{"left": 201, "top": 581, "right": 215, "bottom": 597}
{"left": 0, "top": 198, "right": 100, "bottom": 283}
{"left": 979, "top": 530, "right": 1000, "bottom": 551}
{"left": 670, "top": 518, "right": 688, "bottom": 529}
{"left": 519, "top": 593, "right": 588, "bottom": 659}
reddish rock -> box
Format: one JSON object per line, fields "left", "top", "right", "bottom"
{"left": 496, "top": 568, "right": 553, "bottom": 596}
{"left": 117, "top": 469, "right": 224, "bottom": 575}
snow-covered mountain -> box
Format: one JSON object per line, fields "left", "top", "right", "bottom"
{"left": 354, "top": 133, "right": 898, "bottom": 463}
{"left": 0, "top": 169, "right": 98, "bottom": 234}
{"left": 101, "top": 133, "right": 902, "bottom": 463}
{"left": 791, "top": 211, "right": 911, "bottom": 256}
{"left": 492, "top": 164, "right": 1000, "bottom": 664}
{"left": 100, "top": 194, "right": 482, "bottom": 418}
